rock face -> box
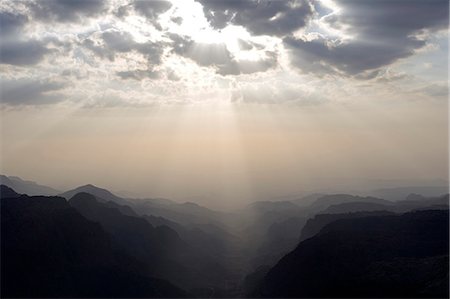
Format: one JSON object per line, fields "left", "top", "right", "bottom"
{"left": 258, "top": 210, "right": 449, "bottom": 298}
{"left": 0, "top": 187, "right": 186, "bottom": 298}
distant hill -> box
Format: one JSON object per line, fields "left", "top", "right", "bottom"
{"left": 1, "top": 187, "right": 186, "bottom": 298}
{"left": 299, "top": 211, "right": 395, "bottom": 242}
{"left": 69, "top": 192, "right": 234, "bottom": 292}
{"left": 246, "top": 200, "right": 301, "bottom": 213}
{"left": 395, "top": 193, "right": 449, "bottom": 212}
{"left": 258, "top": 210, "right": 449, "bottom": 298}
{"left": 60, "top": 184, "right": 130, "bottom": 205}
{"left": 0, "top": 175, "right": 60, "bottom": 196}
{"left": 0, "top": 184, "right": 20, "bottom": 198}
{"left": 308, "top": 194, "right": 391, "bottom": 213}
{"left": 320, "top": 194, "right": 448, "bottom": 215}
{"left": 130, "top": 197, "right": 232, "bottom": 228}
{"left": 369, "top": 186, "right": 449, "bottom": 201}
{"left": 290, "top": 193, "right": 325, "bottom": 207}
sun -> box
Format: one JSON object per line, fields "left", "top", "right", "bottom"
{"left": 163, "top": 0, "right": 249, "bottom": 56}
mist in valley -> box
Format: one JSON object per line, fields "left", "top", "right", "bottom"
{"left": 1, "top": 0, "right": 449, "bottom": 297}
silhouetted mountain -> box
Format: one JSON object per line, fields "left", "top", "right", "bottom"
{"left": 1, "top": 188, "right": 186, "bottom": 298}
{"left": 370, "top": 185, "right": 449, "bottom": 201}
{"left": 322, "top": 201, "right": 391, "bottom": 214}
{"left": 248, "top": 216, "right": 307, "bottom": 269}
{"left": 258, "top": 210, "right": 449, "bottom": 298}
{"left": 242, "top": 265, "right": 271, "bottom": 297}
{"left": 308, "top": 194, "right": 391, "bottom": 213}
{"left": 246, "top": 200, "right": 301, "bottom": 213}
{"left": 299, "top": 211, "right": 395, "bottom": 242}
{"left": 320, "top": 194, "right": 449, "bottom": 215}
{"left": 104, "top": 199, "right": 139, "bottom": 216}
{"left": 290, "top": 193, "right": 325, "bottom": 207}
{"left": 130, "top": 197, "right": 235, "bottom": 230}
{"left": 0, "top": 174, "right": 60, "bottom": 196}
{"left": 232, "top": 201, "right": 309, "bottom": 275}
{"left": 0, "top": 184, "right": 20, "bottom": 198}
{"left": 395, "top": 193, "right": 449, "bottom": 212}
{"left": 69, "top": 192, "right": 234, "bottom": 292}
{"left": 61, "top": 184, "right": 130, "bottom": 205}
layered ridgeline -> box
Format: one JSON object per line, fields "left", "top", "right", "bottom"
{"left": 68, "top": 192, "right": 234, "bottom": 292}
{"left": 1, "top": 176, "right": 449, "bottom": 298}
{"left": 0, "top": 185, "right": 186, "bottom": 298}
{"left": 0, "top": 174, "right": 60, "bottom": 196}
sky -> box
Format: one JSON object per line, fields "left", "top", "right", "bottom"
{"left": 0, "top": 0, "right": 448, "bottom": 208}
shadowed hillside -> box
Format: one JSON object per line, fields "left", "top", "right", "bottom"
{"left": 257, "top": 210, "right": 449, "bottom": 298}
{"left": 0, "top": 187, "right": 186, "bottom": 298}
{"left": 69, "top": 192, "right": 235, "bottom": 293}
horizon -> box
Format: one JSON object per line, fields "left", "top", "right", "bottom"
{"left": 1, "top": 172, "right": 448, "bottom": 210}
{"left": 1, "top": 0, "right": 448, "bottom": 209}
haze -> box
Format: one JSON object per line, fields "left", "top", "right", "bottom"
{"left": 1, "top": 0, "right": 448, "bottom": 209}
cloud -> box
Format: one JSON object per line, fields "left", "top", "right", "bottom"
{"left": 216, "top": 51, "right": 278, "bottom": 76}
{"left": 133, "top": 0, "right": 172, "bottom": 20}
{"left": 1, "top": 78, "right": 67, "bottom": 106}
{"left": 29, "top": 0, "right": 107, "bottom": 23}
{"left": 284, "top": 0, "right": 449, "bottom": 76}
{"left": 82, "top": 29, "right": 164, "bottom": 64}
{"left": 418, "top": 83, "right": 448, "bottom": 99}
{"left": 196, "top": 0, "right": 313, "bottom": 36}
{"left": 0, "top": 40, "right": 50, "bottom": 66}
{"left": 116, "top": 69, "right": 162, "bottom": 80}
{"left": 170, "top": 34, "right": 277, "bottom": 75}
{"left": 0, "top": 11, "right": 28, "bottom": 37}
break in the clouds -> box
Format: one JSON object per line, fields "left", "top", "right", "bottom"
{"left": 0, "top": 0, "right": 448, "bottom": 107}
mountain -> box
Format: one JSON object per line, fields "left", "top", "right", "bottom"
{"left": 308, "top": 194, "right": 391, "bottom": 213}
{"left": 68, "top": 192, "right": 234, "bottom": 292}
{"left": 1, "top": 186, "right": 186, "bottom": 298}
{"left": 299, "top": 211, "right": 395, "bottom": 242}
{"left": 249, "top": 216, "right": 307, "bottom": 269}
{"left": 60, "top": 184, "right": 130, "bottom": 205}
{"left": 0, "top": 174, "right": 60, "bottom": 196}
{"left": 395, "top": 193, "right": 449, "bottom": 212}
{"left": 320, "top": 194, "right": 449, "bottom": 215}
{"left": 258, "top": 210, "right": 449, "bottom": 298}
{"left": 0, "top": 184, "right": 20, "bottom": 198}
{"left": 322, "top": 201, "right": 391, "bottom": 214}
{"left": 370, "top": 185, "right": 449, "bottom": 201}
{"left": 290, "top": 193, "right": 325, "bottom": 207}
{"left": 130, "top": 197, "right": 234, "bottom": 228}
{"left": 245, "top": 200, "right": 302, "bottom": 213}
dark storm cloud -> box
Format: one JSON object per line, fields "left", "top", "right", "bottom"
{"left": 29, "top": 0, "right": 107, "bottom": 23}
{"left": 0, "top": 40, "right": 50, "bottom": 66}
{"left": 196, "top": 0, "right": 313, "bottom": 36}
{"left": 1, "top": 78, "right": 67, "bottom": 106}
{"left": 285, "top": 0, "right": 449, "bottom": 76}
